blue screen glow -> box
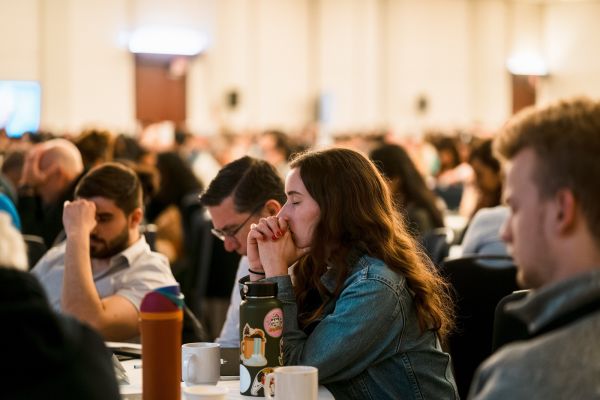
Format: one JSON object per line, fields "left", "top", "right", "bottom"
{"left": 0, "top": 80, "right": 41, "bottom": 138}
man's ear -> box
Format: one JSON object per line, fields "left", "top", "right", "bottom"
{"left": 265, "top": 199, "right": 282, "bottom": 216}
{"left": 129, "top": 207, "right": 144, "bottom": 228}
{"left": 554, "top": 188, "right": 576, "bottom": 234}
{"left": 44, "top": 163, "right": 63, "bottom": 181}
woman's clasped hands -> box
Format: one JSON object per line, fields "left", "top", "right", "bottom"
{"left": 246, "top": 216, "right": 309, "bottom": 279}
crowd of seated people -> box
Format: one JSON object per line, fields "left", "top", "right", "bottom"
{"left": 0, "top": 123, "right": 504, "bottom": 315}
{"left": 1, "top": 97, "right": 598, "bottom": 398}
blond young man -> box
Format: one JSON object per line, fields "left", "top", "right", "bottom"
{"left": 469, "top": 97, "right": 600, "bottom": 399}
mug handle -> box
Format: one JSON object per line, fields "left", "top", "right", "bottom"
{"left": 264, "top": 372, "right": 276, "bottom": 399}
{"left": 182, "top": 353, "right": 198, "bottom": 383}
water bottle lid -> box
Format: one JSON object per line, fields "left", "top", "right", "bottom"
{"left": 242, "top": 281, "right": 278, "bottom": 298}
{"left": 140, "top": 284, "right": 184, "bottom": 312}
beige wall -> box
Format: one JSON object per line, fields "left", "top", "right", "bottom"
{"left": 540, "top": 1, "right": 600, "bottom": 102}
{"left": 470, "top": 0, "right": 511, "bottom": 129}
{"left": 385, "top": 0, "right": 472, "bottom": 133}
{"left": 1, "top": 0, "right": 599, "bottom": 136}
{"left": 0, "top": 0, "right": 39, "bottom": 79}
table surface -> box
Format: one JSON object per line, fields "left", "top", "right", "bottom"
{"left": 118, "top": 358, "right": 335, "bottom": 399}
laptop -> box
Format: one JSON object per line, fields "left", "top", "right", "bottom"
{"left": 220, "top": 347, "right": 240, "bottom": 377}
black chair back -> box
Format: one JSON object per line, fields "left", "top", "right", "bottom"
{"left": 177, "top": 206, "right": 240, "bottom": 342}
{"left": 140, "top": 223, "right": 158, "bottom": 251}
{"left": 441, "top": 255, "right": 519, "bottom": 399}
{"left": 183, "top": 303, "right": 210, "bottom": 343}
{"left": 23, "top": 234, "right": 47, "bottom": 270}
{"left": 492, "top": 289, "right": 530, "bottom": 351}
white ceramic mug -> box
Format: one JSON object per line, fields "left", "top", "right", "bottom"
{"left": 182, "top": 384, "right": 228, "bottom": 400}
{"left": 182, "top": 342, "right": 221, "bottom": 385}
{"left": 264, "top": 366, "right": 318, "bottom": 400}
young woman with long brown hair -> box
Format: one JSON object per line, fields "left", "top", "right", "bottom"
{"left": 247, "top": 148, "right": 457, "bottom": 399}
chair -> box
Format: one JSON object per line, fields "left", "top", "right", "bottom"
{"left": 139, "top": 223, "right": 158, "bottom": 251}
{"left": 180, "top": 193, "right": 204, "bottom": 251}
{"left": 492, "top": 290, "right": 530, "bottom": 351}
{"left": 182, "top": 302, "right": 210, "bottom": 343}
{"left": 23, "top": 234, "right": 47, "bottom": 269}
{"left": 441, "top": 255, "right": 519, "bottom": 399}
{"left": 177, "top": 206, "right": 240, "bottom": 341}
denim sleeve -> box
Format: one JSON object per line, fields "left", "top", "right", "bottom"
{"left": 266, "top": 273, "right": 405, "bottom": 383}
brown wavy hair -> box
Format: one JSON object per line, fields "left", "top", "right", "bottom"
{"left": 290, "top": 148, "right": 454, "bottom": 338}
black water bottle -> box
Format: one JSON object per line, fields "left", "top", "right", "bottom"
{"left": 239, "top": 281, "right": 284, "bottom": 396}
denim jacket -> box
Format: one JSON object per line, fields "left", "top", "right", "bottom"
{"left": 267, "top": 252, "right": 458, "bottom": 400}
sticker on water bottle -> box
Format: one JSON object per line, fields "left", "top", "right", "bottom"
{"left": 241, "top": 324, "right": 268, "bottom": 367}
{"left": 264, "top": 308, "right": 283, "bottom": 338}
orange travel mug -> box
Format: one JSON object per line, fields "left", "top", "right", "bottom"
{"left": 140, "top": 285, "right": 184, "bottom": 400}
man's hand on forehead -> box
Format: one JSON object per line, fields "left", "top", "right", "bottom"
{"left": 63, "top": 199, "right": 98, "bottom": 237}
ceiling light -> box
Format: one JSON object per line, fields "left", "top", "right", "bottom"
{"left": 506, "top": 53, "right": 548, "bottom": 76}
{"left": 128, "top": 27, "right": 207, "bottom": 56}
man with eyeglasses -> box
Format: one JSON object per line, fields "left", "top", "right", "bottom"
{"left": 199, "top": 156, "right": 285, "bottom": 346}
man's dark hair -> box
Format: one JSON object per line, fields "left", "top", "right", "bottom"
{"left": 199, "top": 156, "right": 285, "bottom": 212}
{"left": 75, "top": 162, "right": 142, "bottom": 214}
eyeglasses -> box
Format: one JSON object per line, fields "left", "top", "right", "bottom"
{"left": 210, "top": 205, "right": 263, "bottom": 241}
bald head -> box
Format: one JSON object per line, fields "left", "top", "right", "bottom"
{"left": 27, "top": 138, "right": 84, "bottom": 205}
{"left": 39, "top": 139, "right": 84, "bottom": 181}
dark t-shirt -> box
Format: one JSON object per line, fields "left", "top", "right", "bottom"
{"left": 0, "top": 268, "right": 120, "bottom": 400}
{"left": 18, "top": 175, "right": 81, "bottom": 248}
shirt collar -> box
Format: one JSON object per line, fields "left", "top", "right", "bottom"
{"left": 106, "top": 235, "right": 150, "bottom": 269}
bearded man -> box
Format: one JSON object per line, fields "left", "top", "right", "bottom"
{"left": 32, "top": 162, "right": 176, "bottom": 341}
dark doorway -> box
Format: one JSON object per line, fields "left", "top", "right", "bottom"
{"left": 135, "top": 54, "right": 187, "bottom": 128}
{"left": 511, "top": 74, "right": 537, "bottom": 114}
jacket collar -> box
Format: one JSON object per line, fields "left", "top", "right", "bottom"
{"left": 320, "top": 247, "right": 365, "bottom": 294}
{"left": 507, "top": 269, "right": 600, "bottom": 334}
